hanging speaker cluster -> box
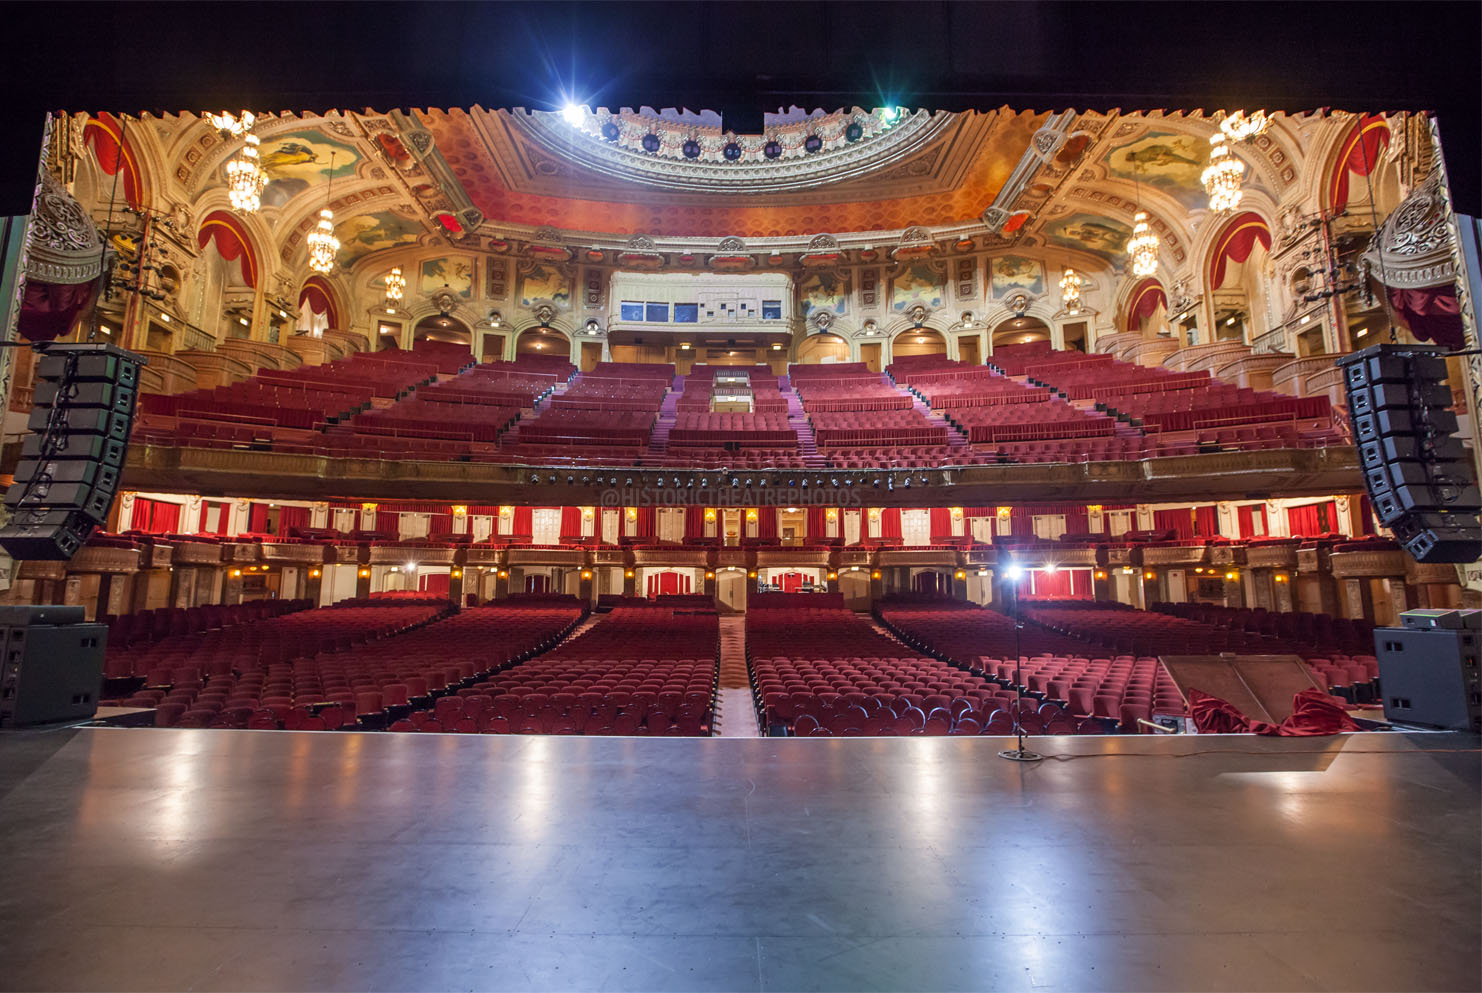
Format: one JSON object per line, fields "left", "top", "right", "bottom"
{"left": 0, "top": 344, "right": 145, "bottom": 561}
{"left": 1338, "top": 343, "right": 1481, "bottom": 563}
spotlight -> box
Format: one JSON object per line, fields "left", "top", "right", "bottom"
{"left": 1004, "top": 564, "right": 1024, "bottom": 581}
{"left": 802, "top": 478, "right": 810, "bottom": 488}
{"left": 567, "top": 475, "right": 574, "bottom": 484}
{"left": 581, "top": 475, "right": 590, "bottom": 484}
{"left": 625, "top": 477, "right": 634, "bottom": 486}
{"left": 873, "top": 478, "right": 881, "bottom": 488}
{"left": 561, "top": 103, "right": 585, "bottom": 126}
{"left": 731, "top": 477, "right": 740, "bottom": 487}
{"left": 701, "top": 477, "right": 709, "bottom": 487}
{"left": 831, "top": 478, "right": 838, "bottom": 487}
{"left": 745, "top": 478, "right": 753, "bottom": 487}
{"left": 903, "top": 476, "right": 911, "bottom": 489}
{"left": 1044, "top": 563, "right": 1058, "bottom": 573}
{"left": 548, "top": 474, "right": 556, "bottom": 484}
{"left": 919, "top": 474, "right": 928, "bottom": 485}
{"left": 886, "top": 477, "right": 893, "bottom": 491}
{"left": 788, "top": 478, "right": 796, "bottom": 487}
{"left": 531, "top": 473, "right": 540, "bottom": 484}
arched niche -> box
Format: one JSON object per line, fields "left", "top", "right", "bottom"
{"left": 991, "top": 314, "right": 1052, "bottom": 347}
{"left": 414, "top": 313, "right": 471, "bottom": 348}
{"left": 515, "top": 325, "right": 569, "bottom": 357}
{"left": 794, "top": 332, "right": 850, "bottom": 365}
{"left": 1206, "top": 213, "right": 1273, "bottom": 345}
{"left": 1122, "top": 278, "right": 1168, "bottom": 336}
{"left": 892, "top": 327, "right": 947, "bottom": 359}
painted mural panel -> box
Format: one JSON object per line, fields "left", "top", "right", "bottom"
{"left": 1044, "top": 213, "right": 1133, "bottom": 264}
{"left": 798, "top": 272, "right": 848, "bottom": 317}
{"left": 420, "top": 257, "right": 473, "bottom": 298}
{"left": 519, "top": 263, "right": 572, "bottom": 309}
{"left": 1104, "top": 131, "right": 1206, "bottom": 210}
{"left": 256, "top": 130, "right": 361, "bottom": 209}
{"left": 334, "top": 211, "right": 423, "bottom": 267}
{"left": 989, "top": 256, "right": 1044, "bottom": 298}
{"left": 889, "top": 264, "right": 943, "bottom": 312}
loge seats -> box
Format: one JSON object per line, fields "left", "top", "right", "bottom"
{"left": 424, "top": 605, "right": 720, "bottom": 735}
{"left": 104, "top": 599, "right": 310, "bottom": 649}
{"left": 747, "top": 597, "right": 1095, "bottom": 736}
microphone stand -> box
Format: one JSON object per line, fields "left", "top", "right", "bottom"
{"left": 999, "top": 566, "right": 1043, "bottom": 762}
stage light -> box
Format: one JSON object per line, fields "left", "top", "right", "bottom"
{"left": 406, "top": 562, "right": 417, "bottom": 573}
{"left": 1044, "top": 563, "right": 1058, "bottom": 573}
{"left": 1004, "top": 564, "right": 1024, "bottom": 581}
{"left": 561, "top": 103, "right": 585, "bottom": 126}
{"left": 881, "top": 106, "right": 900, "bottom": 123}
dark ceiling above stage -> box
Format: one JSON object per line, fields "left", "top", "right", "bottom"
{"left": 1, "top": 2, "right": 1477, "bottom": 216}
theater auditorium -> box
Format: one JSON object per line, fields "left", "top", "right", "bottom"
{"left": 0, "top": 7, "right": 1478, "bottom": 991}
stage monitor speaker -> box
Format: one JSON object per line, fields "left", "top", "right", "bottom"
{"left": 0, "top": 344, "right": 145, "bottom": 561}
{"left": 1336, "top": 343, "right": 1481, "bottom": 564}
{"left": 0, "top": 604, "right": 107, "bottom": 728}
{"left": 1374, "top": 625, "right": 1481, "bottom": 732}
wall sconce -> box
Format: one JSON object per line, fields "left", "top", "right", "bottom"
{"left": 361, "top": 502, "right": 377, "bottom": 512}
{"left": 625, "top": 569, "right": 635, "bottom": 578}
{"left": 497, "top": 570, "right": 508, "bottom": 579}
{"left": 871, "top": 571, "right": 882, "bottom": 580}
{"left": 868, "top": 507, "right": 881, "bottom": 520}
{"left": 581, "top": 571, "right": 592, "bottom": 579}
{"left": 1086, "top": 504, "right": 1103, "bottom": 515}
{"left": 1225, "top": 571, "right": 1239, "bottom": 581}
{"left": 358, "top": 568, "right": 370, "bottom": 578}
{"left": 954, "top": 570, "right": 965, "bottom": 580}
{"left": 1094, "top": 570, "right": 1106, "bottom": 580}
{"left": 827, "top": 572, "right": 838, "bottom": 581}
{"left": 705, "top": 571, "right": 715, "bottom": 579}
{"left": 626, "top": 507, "right": 638, "bottom": 521}
{"left": 1143, "top": 571, "right": 1156, "bottom": 581}
{"left": 745, "top": 508, "right": 758, "bottom": 522}
{"left": 452, "top": 505, "right": 468, "bottom": 516}
{"left": 950, "top": 507, "right": 964, "bottom": 520}
{"left": 452, "top": 568, "right": 463, "bottom": 579}
{"left": 997, "top": 507, "right": 1012, "bottom": 520}
{"left": 748, "top": 571, "right": 758, "bottom": 579}
{"left": 1274, "top": 573, "right": 1288, "bottom": 583}
{"left": 825, "top": 508, "right": 838, "bottom": 520}
{"left": 309, "top": 568, "right": 321, "bottom": 578}
{"left": 231, "top": 568, "right": 242, "bottom": 577}
{"left": 499, "top": 506, "right": 514, "bottom": 517}
{"left": 703, "top": 508, "right": 717, "bottom": 522}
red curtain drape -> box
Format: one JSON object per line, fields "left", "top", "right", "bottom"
{"left": 247, "top": 502, "right": 272, "bottom": 534}
{"left": 1064, "top": 506, "right": 1090, "bottom": 535}
{"left": 513, "top": 506, "right": 532, "bottom": 536}
{"left": 1209, "top": 213, "right": 1273, "bottom": 290}
{"left": 758, "top": 508, "right": 777, "bottom": 538}
{"left": 1193, "top": 506, "right": 1219, "bottom": 538}
{"left": 880, "top": 508, "right": 902, "bottom": 539}
{"left": 1237, "top": 504, "right": 1267, "bottom": 539}
{"left": 1286, "top": 501, "right": 1337, "bottom": 537}
{"left": 1389, "top": 286, "right": 1464, "bottom": 350}
{"left": 685, "top": 507, "right": 706, "bottom": 538}
{"left": 929, "top": 507, "right": 952, "bottom": 538}
{"left": 17, "top": 281, "right": 97, "bottom": 342}
{"left": 198, "top": 500, "right": 230, "bottom": 535}
{"left": 636, "top": 507, "right": 656, "bottom": 538}
{"left": 1330, "top": 114, "right": 1390, "bottom": 213}
{"left": 560, "top": 506, "right": 583, "bottom": 538}
{"left": 429, "top": 513, "right": 453, "bottom": 536}
{"left": 1030, "top": 569, "right": 1072, "bottom": 598}
{"left": 277, "top": 506, "right": 309, "bottom": 536}
{"left": 808, "top": 507, "right": 829, "bottom": 540}
{"left": 1010, "top": 506, "right": 1033, "bottom": 536}
{"left": 524, "top": 575, "right": 548, "bottom": 593}
{"left": 131, "top": 497, "right": 181, "bottom": 534}
{"left": 1071, "top": 570, "right": 1093, "bottom": 597}
{"left": 419, "top": 573, "right": 451, "bottom": 596}
{"left": 82, "top": 113, "right": 142, "bottom": 208}
{"left": 1154, "top": 508, "right": 1194, "bottom": 540}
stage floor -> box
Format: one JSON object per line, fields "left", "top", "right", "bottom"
{"left": 0, "top": 727, "right": 1477, "bottom": 992}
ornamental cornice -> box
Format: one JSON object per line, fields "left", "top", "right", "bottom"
{"left": 1329, "top": 549, "right": 1407, "bottom": 579}
{"left": 1245, "top": 545, "right": 1298, "bottom": 569}
{"left": 1363, "top": 170, "right": 1456, "bottom": 289}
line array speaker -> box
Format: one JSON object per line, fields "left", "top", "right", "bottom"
{"left": 1337, "top": 343, "right": 1481, "bottom": 564}
{"left": 0, "top": 344, "right": 146, "bottom": 561}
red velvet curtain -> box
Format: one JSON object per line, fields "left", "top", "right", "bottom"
{"left": 1286, "top": 501, "right": 1336, "bottom": 537}
{"left": 513, "top": 506, "right": 532, "bottom": 536}
{"left": 429, "top": 513, "right": 453, "bottom": 536}
{"left": 1330, "top": 114, "right": 1390, "bottom": 213}
{"left": 1071, "top": 570, "right": 1093, "bottom": 597}
{"left": 277, "top": 506, "right": 309, "bottom": 535}
{"left": 131, "top": 497, "right": 181, "bottom": 534}
{"left": 1237, "top": 504, "right": 1267, "bottom": 539}
{"left": 929, "top": 507, "right": 952, "bottom": 538}
{"left": 1031, "top": 569, "right": 1072, "bottom": 598}
{"left": 1010, "top": 506, "right": 1033, "bottom": 536}
{"left": 636, "top": 507, "right": 656, "bottom": 538}
{"left": 1154, "top": 508, "right": 1194, "bottom": 540}
{"left": 879, "top": 508, "right": 902, "bottom": 539}
{"left": 419, "top": 573, "right": 451, "bottom": 596}
{"left": 248, "top": 502, "right": 272, "bottom": 534}
{"left": 1193, "top": 505, "right": 1219, "bottom": 538}
{"left": 1064, "top": 506, "right": 1090, "bottom": 535}
{"left": 17, "top": 281, "right": 96, "bottom": 342}
{"left": 758, "top": 508, "right": 777, "bottom": 538}
{"left": 808, "top": 507, "right": 829, "bottom": 540}
{"left": 560, "top": 506, "right": 583, "bottom": 538}
{"left": 198, "top": 500, "right": 230, "bottom": 535}
{"left": 524, "top": 574, "right": 548, "bottom": 593}
{"left": 1390, "top": 286, "right": 1464, "bottom": 350}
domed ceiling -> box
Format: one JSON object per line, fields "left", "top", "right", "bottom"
{"left": 417, "top": 106, "right": 1046, "bottom": 238}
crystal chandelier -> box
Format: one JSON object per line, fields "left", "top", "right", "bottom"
{"left": 384, "top": 266, "right": 405, "bottom": 311}
{"left": 1201, "top": 133, "right": 1245, "bottom": 212}
{"left": 225, "top": 132, "right": 267, "bottom": 213}
{"left": 306, "top": 151, "right": 339, "bottom": 274}
{"left": 1059, "top": 268, "right": 1083, "bottom": 311}
{"left": 208, "top": 110, "right": 255, "bottom": 137}
{"left": 1219, "top": 110, "right": 1270, "bottom": 143}
{"left": 1127, "top": 211, "right": 1159, "bottom": 278}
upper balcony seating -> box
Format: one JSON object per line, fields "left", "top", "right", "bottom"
{"left": 669, "top": 412, "right": 797, "bottom": 447}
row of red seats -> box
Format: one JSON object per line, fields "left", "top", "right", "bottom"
{"left": 105, "top": 599, "right": 310, "bottom": 648}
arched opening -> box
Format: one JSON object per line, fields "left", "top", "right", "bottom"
{"left": 413, "top": 313, "right": 471, "bottom": 349}
{"left": 297, "top": 276, "right": 340, "bottom": 338}
{"left": 1123, "top": 278, "right": 1168, "bottom": 337}
{"left": 1207, "top": 214, "right": 1273, "bottom": 346}
{"left": 793, "top": 332, "right": 850, "bottom": 365}
{"left": 891, "top": 328, "right": 947, "bottom": 359}
{"left": 515, "top": 326, "right": 569, "bottom": 358}
{"left": 991, "top": 314, "right": 1052, "bottom": 348}
{"left": 195, "top": 211, "right": 260, "bottom": 342}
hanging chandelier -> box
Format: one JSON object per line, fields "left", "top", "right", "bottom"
{"left": 384, "top": 266, "right": 405, "bottom": 311}
{"left": 306, "top": 150, "right": 339, "bottom": 274}
{"left": 225, "top": 132, "right": 267, "bottom": 213}
{"left": 1219, "top": 110, "right": 1270, "bottom": 143}
{"left": 1127, "top": 211, "right": 1159, "bottom": 278}
{"left": 208, "top": 111, "right": 255, "bottom": 137}
{"left": 1059, "top": 268, "right": 1083, "bottom": 311}
{"left": 1201, "top": 133, "right": 1245, "bottom": 212}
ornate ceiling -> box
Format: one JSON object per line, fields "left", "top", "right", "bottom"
{"left": 416, "top": 107, "right": 1045, "bottom": 238}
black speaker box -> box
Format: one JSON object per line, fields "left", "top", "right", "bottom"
{"left": 1374, "top": 625, "right": 1481, "bottom": 732}
{"left": 32, "top": 378, "right": 137, "bottom": 414}
{"left": 1358, "top": 433, "right": 1466, "bottom": 470}
{"left": 1391, "top": 513, "right": 1482, "bottom": 563}
{"left": 36, "top": 344, "right": 141, "bottom": 387}
{"left": 25, "top": 404, "right": 133, "bottom": 440}
{"left": 0, "top": 508, "right": 97, "bottom": 560}
{"left": 21, "top": 431, "right": 127, "bottom": 466}
{"left": 1352, "top": 406, "right": 1459, "bottom": 443}
{"left": 1347, "top": 380, "right": 1451, "bottom": 418}
{"left": 0, "top": 606, "right": 107, "bottom": 728}
{"left": 1340, "top": 346, "right": 1448, "bottom": 388}
{"left": 1366, "top": 461, "right": 1482, "bottom": 524}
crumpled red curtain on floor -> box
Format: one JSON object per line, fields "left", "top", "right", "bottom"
{"left": 1188, "top": 688, "right": 1361, "bottom": 736}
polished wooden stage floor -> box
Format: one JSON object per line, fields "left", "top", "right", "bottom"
{"left": 0, "top": 728, "right": 1477, "bottom": 992}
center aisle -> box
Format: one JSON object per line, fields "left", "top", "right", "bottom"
{"left": 713, "top": 614, "right": 760, "bottom": 737}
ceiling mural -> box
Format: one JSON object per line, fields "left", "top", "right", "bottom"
{"left": 334, "top": 210, "right": 423, "bottom": 267}
{"left": 255, "top": 129, "right": 362, "bottom": 209}
{"left": 1104, "top": 131, "right": 1207, "bottom": 210}
{"left": 417, "top": 108, "right": 1045, "bottom": 238}
{"left": 989, "top": 256, "right": 1045, "bottom": 298}
{"left": 1044, "top": 212, "right": 1133, "bottom": 264}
